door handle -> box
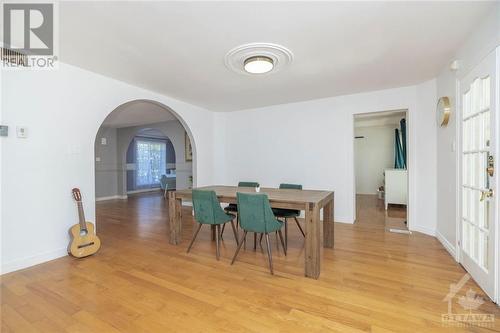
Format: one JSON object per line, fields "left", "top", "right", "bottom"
{"left": 480, "top": 189, "right": 494, "bottom": 201}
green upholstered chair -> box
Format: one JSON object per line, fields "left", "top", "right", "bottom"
{"left": 272, "top": 184, "right": 305, "bottom": 250}
{"left": 160, "top": 175, "right": 168, "bottom": 198}
{"left": 187, "top": 190, "right": 239, "bottom": 260}
{"left": 221, "top": 181, "right": 260, "bottom": 238}
{"left": 231, "top": 193, "right": 285, "bottom": 274}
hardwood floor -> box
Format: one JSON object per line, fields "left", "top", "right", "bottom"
{"left": 356, "top": 194, "right": 408, "bottom": 230}
{"left": 1, "top": 191, "right": 499, "bottom": 332}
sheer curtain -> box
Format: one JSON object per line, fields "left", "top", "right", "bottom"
{"left": 135, "top": 138, "right": 167, "bottom": 189}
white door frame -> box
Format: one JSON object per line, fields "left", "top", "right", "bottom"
{"left": 352, "top": 108, "right": 413, "bottom": 231}
{"left": 455, "top": 47, "right": 499, "bottom": 303}
{"left": 497, "top": 47, "right": 500, "bottom": 305}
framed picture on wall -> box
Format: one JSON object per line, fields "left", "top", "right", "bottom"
{"left": 185, "top": 132, "right": 193, "bottom": 162}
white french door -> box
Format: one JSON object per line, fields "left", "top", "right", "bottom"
{"left": 459, "top": 49, "right": 498, "bottom": 301}
{"left": 135, "top": 138, "right": 167, "bottom": 189}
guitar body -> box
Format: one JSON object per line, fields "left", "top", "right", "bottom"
{"left": 68, "top": 222, "right": 101, "bottom": 258}
{"left": 68, "top": 188, "right": 101, "bottom": 258}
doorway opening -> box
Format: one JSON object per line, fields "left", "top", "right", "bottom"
{"left": 353, "top": 110, "right": 409, "bottom": 232}
{"left": 94, "top": 100, "right": 195, "bottom": 203}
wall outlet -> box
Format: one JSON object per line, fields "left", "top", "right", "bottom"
{"left": 101, "top": 137, "right": 107, "bottom": 145}
{"left": 16, "top": 126, "right": 28, "bottom": 138}
{"left": 95, "top": 157, "right": 101, "bottom": 162}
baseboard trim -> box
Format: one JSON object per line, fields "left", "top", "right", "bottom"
{"left": 127, "top": 188, "right": 161, "bottom": 194}
{"left": 334, "top": 216, "right": 354, "bottom": 224}
{"left": 96, "top": 195, "right": 128, "bottom": 202}
{"left": 410, "top": 225, "right": 436, "bottom": 237}
{"left": 1, "top": 247, "right": 68, "bottom": 275}
{"left": 436, "top": 230, "right": 458, "bottom": 261}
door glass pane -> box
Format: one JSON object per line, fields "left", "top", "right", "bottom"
{"left": 135, "top": 139, "right": 167, "bottom": 188}
{"left": 461, "top": 75, "right": 491, "bottom": 271}
{"left": 481, "top": 77, "right": 490, "bottom": 111}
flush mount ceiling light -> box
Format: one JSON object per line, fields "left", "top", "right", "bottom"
{"left": 225, "top": 43, "right": 293, "bottom": 76}
{"left": 244, "top": 56, "right": 274, "bottom": 74}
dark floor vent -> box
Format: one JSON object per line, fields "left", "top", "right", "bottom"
{"left": 1, "top": 47, "right": 28, "bottom": 67}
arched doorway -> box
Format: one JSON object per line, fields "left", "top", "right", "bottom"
{"left": 94, "top": 100, "right": 196, "bottom": 202}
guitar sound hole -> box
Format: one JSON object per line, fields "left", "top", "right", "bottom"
{"left": 79, "top": 229, "right": 88, "bottom": 236}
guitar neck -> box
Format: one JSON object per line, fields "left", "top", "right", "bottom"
{"left": 77, "top": 201, "right": 87, "bottom": 231}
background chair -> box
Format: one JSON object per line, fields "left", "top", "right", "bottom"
{"left": 221, "top": 181, "right": 260, "bottom": 238}
{"left": 188, "top": 190, "right": 239, "bottom": 260}
{"left": 160, "top": 175, "right": 169, "bottom": 198}
{"left": 231, "top": 193, "right": 285, "bottom": 274}
{"left": 224, "top": 181, "right": 260, "bottom": 215}
{"left": 272, "top": 183, "right": 305, "bottom": 250}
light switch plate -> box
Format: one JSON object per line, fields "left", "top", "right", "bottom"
{"left": 95, "top": 157, "right": 101, "bottom": 162}
{"left": 16, "top": 126, "right": 28, "bottom": 138}
{"left": 0, "top": 125, "right": 8, "bottom": 137}
{"left": 101, "top": 137, "right": 107, "bottom": 145}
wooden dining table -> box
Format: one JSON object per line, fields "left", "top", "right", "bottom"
{"left": 168, "top": 185, "right": 334, "bottom": 279}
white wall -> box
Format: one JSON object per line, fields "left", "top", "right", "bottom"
{"left": 1, "top": 62, "right": 216, "bottom": 274}
{"left": 354, "top": 125, "right": 400, "bottom": 195}
{"left": 95, "top": 126, "right": 119, "bottom": 198}
{"left": 216, "top": 81, "right": 437, "bottom": 234}
{"left": 435, "top": 5, "right": 500, "bottom": 257}
{"left": 414, "top": 79, "right": 438, "bottom": 236}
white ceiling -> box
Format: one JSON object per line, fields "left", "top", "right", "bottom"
{"left": 60, "top": 1, "right": 494, "bottom": 112}
{"left": 102, "top": 101, "right": 176, "bottom": 128}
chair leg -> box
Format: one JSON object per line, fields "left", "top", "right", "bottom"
{"left": 259, "top": 233, "right": 263, "bottom": 244}
{"left": 215, "top": 224, "right": 221, "bottom": 261}
{"left": 264, "top": 233, "right": 274, "bottom": 275}
{"left": 254, "top": 232, "right": 257, "bottom": 250}
{"left": 220, "top": 223, "right": 226, "bottom": 239}
{"left": 187, "top": 223, "right": 203, "bottom": 253}
{"left": 294, "top": 216, "right": 305, "bottom": 237}
{"left": 284, "top": 218, "right": 288, "bottom": 252}
{"left": 230, "top": 220, "right": 239, "bottom": 245}
{"left": 231, "top": 231, "right": 247, "bottom": 265}
{"left": 278, "top": 230, "right": 287, "bottom": 256}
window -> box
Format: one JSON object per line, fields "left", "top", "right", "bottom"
{"left": 135, "top": 138, "right": 167, "bottom": 188}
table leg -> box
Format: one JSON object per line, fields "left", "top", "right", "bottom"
{"left": 168, "top": 191, "right": 182, "bottom": 245}
{"left": 305, "top": 202, "right": 320, "bottom": 279}
{"left": 323, "top": 196, "right": 334, "bottom": 248}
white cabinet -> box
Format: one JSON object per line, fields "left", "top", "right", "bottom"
{"left": 384, "top": 169, "right": 407, "bottom": 210}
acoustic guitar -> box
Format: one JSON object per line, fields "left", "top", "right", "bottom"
{"left": 68, "top": 188, "right": 101, "bottom": 258}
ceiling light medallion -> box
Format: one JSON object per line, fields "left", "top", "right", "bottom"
{"left": 225, "top": 43, "right": 293, "bottom": 76}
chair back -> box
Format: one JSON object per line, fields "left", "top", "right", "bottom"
{"left": 279, "top": 183, "right": 302, "bottom": 190}
{"left": 237, "top": 193, "right": 281, "bottom": 233}
{"left": 160, "top": 175, "right": 168, "bottom": 190}
{"left": 192, "top": 190, "right": 226, "bottom": 224}
{"left": 238, "top": 181, "right": 260, "bottom": 188}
